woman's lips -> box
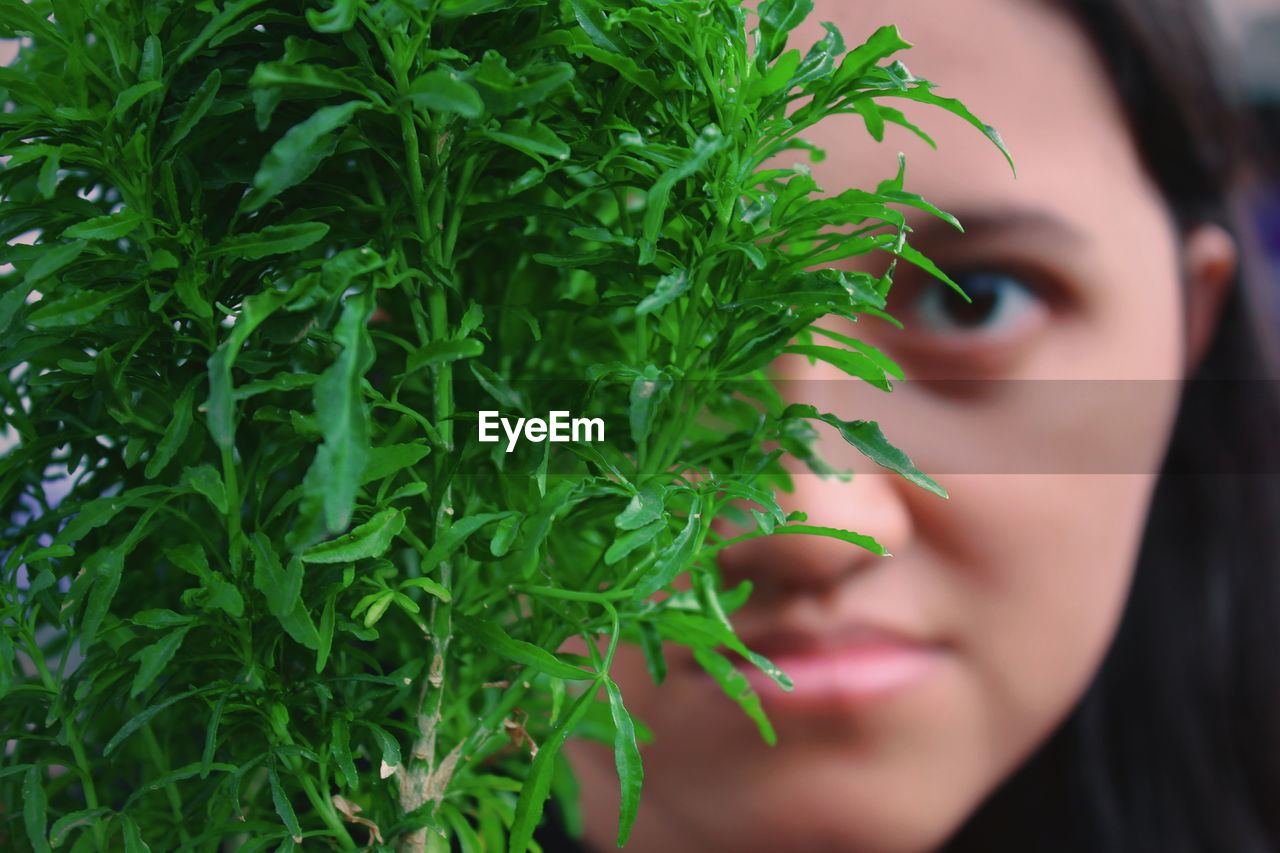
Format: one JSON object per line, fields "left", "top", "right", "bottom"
{"left": 728, "top": 624, "right": 946, "bottom": 710}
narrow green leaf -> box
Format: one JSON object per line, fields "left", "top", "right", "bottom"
{"left": 182, "top": 465, "right": 229, "bottom": 514}
{"left": 878, "top": 86, "right": 1015, "bottom": 173}
{"left": 174, "top": 265, "right": 210, "bottom": 317}
{"left": 642, "top": 125, "right": 725, "bottom": 247}
{"left": 131, "top": 609, "right": 192, "bottom": 629}
{"left": 202, "top": 573, "right": 245, "bottom": 618}
{"left": 105, "top": 689, "right": 201, "bottom": 755}
{"left": 481, "top": 119, "right": 569, "bottom": 162}
{"left": 119, "top": 815, "right": 152, "bottom": 853}
{"left": 635, "top": 269, "right": 689, "bottom": 316}
{"left": 604, "top": 517, "right": 665, "bottom": 565}
{"left": 23, "top": 765, "right": 50, "bottom": 853}
{"left": 146, "top": 378, "right": 198, "bottom": 478}
{"left": 36, "top": 145, "right": 60, "bottom": 199}
{"left": 80, "top": 547, "right": 124, "bottom": 652}
{"left": 268, "top": 763, "right": 302, "bottom": 840}
{"left": 293, "top": 289, "right": 375, "bottom": 539}
{"left": 49, "top": 808, "right": 112, "bottom": 846}
{"left": 202, "top": 691, "right": 230, "bottom": 778}
{"left": 130, "top": 626, "right": 192, "bottom": 697}
{"left": 468, "top": 53, "right": 573, "bottom": 115}
{"left": 331, "top": 717, "right": 358, "bottom": 789}
{"left": 240, "top": 101, "right": 368, "bottom": 212}
{"left": 250, "top": 61, "right": 375, "bottom": 100}
{"left": 24, "top": 239, "right": 87, "bottom": 286}
{"left": 206, "top": 287, "right": 295, "bottom": 448}
{"left": 508, "top": 681, "right": 602, "bottom": 853}
{"left": 360, "top": 721, "right": 401, "bottom": 770}
{"left": 892, "top": 238, "right": 966, "bottom": 298}
{"left": 637, "top": 620, "right": 667, "bottom": 685}
{"left": 360, "top": 442, "right": 431, "bottom": 485}
{"left": 206, "top": 222, "right": 330, "bottom": 261}
{"left": 406, "top": 338, "right": 484, "bottom": 373}
{"left": 301, "top": 507, "right": 405, "bottom": 563}
{"left": 362, "top": 591, "right": 393, "bottom": 628}
{"left": 753, "top": 47, "right": 802, "bottom": 99}
{"left": 758, "top": 0, "right": 813, "bottom": 62}
{"left": 629, "top": 365, "right": 672, "bottom": 445}
{"left": 783, "top": 404, "right": 947, "bottom": 497}
{"left": 252, "top": 534, "right": 302, "bottom": 618}
{"left": 420, "top": 512, "right": 512, "bottom": 569}
{"left": 633, "top": 499, "right": 703, "bottom": 598}
{"left": 615, "top": 482, "right": 665, "bottom": 531}
{"left": 489, "top": 513, "right": 522, "bottom": 557}
{"left": 114, "top": 80, "right": 163, "bottom": 115}
{"left": 835, "top": 24, "right": 912, "bottom": 85}
{"left": 316, "top": 594, "right": 336, "bottom": 673}
{"left": 604, "top": 678, "right": 643, "bottom": 846}
{"left": 569, "top": 0, "right": 623, "bottom": 53}
{"left": 399, "top": 577, "right": 451, "bottom": 602}
{"left": 162, "top": 69, "right": 221, "bottom": 156}
{"left": 27, "top": 287, "right": 115, "bottom": 328}
{"left": 63, "top": 210, "right": 142, "bottom": 240}
{"left": 810, "top": 326, "right": 904, "bottom": 379}
{"left": 407, "top": 69, "right": 484, "bottom": 118}
{"left": 177, "top": 0, "right": 275, "bottom": 66}
{"left": 783, "top": 343, "right": 894, "bottom": 390}
{"left": 457, "top": 614, "right": 594, "bottom": 680}
{"left": 57, "top": 490, "right": 163, "bottom": 546}
{"left": 693, "top": 647, "right": 776, "bottom": 745}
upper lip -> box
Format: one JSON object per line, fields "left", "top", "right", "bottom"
{"left": 737, "top": 620, "right": 940, "bottom": 659}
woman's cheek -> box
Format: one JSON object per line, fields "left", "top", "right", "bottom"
{"left": 926, "top": 472, "right": 1156, "bottom": 753}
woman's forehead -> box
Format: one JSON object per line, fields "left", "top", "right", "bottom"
{"left": 795, "top": 0, "right": 1157, "bottom": 220}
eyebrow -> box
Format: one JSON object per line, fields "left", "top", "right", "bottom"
{"left": 905, "top": 206, "right": 1091, "bottom": 248}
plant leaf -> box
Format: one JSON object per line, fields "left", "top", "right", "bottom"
{"left": 206, "top": 222, "right": 330, "bottom": 261}
{"left": 407, "top": 69, "right": 484, "bottom": 118}
{"left": 63, "top": 210, "right": 142, "bottom": 240}
{"left": 457, "top": 614, "right": 594, "bottom": 680}
{"left": 604, "top": 677, "right": 643, "bottom": 846}
{"left": 162, "top": 69, "right": 221, "bottom": 156}
{"left": 24, "top": 239, "right": 87, "bottom": 286}
{"left": 693, "top": 646, "right": 776, "bottom": 745}
{"left": 130, "top": 626, "right": 193, "bottom": 697}
{"left": 145, "top": 378, "right": 199, "bottom": 478}
{"left": 268, "top": 762, "right": 302, "bottom": 840}
{"left": 508, "top": 681, "right": 602, "bottom": 853}
{"left": 783, "top": 404, "right": 947, "bottom": 497}
{"left": 23, "top": 765, "right": 50, "bottom": 853}
{"left": 240, "top": 101, "right": 368, "bottom": 212}
{"left": 301, "top": 507, "right": 405, "bottom": 563}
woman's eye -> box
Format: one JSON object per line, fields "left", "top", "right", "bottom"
{"left": 907, "top": 270, "right": 1043, "bottom": 337}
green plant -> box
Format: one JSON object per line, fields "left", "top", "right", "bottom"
{"left": 0, "top": 0, "right": 1006, "bottom": 850}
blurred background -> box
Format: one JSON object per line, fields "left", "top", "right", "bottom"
{"left": 1221, "top": 0, "right": 1280, "bottom": 291}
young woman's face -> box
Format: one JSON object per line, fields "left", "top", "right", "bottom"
{"left": 567, "top": 1, "right": 1216, "bottom": 850}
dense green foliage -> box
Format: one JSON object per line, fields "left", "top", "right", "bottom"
{"left": 0, "top": 0, "right": 1005, "bottom": 850}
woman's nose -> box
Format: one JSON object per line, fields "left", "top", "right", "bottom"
{"left": 717, "top": 450, "right": 916, "bottom": 595}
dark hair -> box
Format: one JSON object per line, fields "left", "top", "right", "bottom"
{"left": 944, "top": 1, "right": 1280, "bottom": 851}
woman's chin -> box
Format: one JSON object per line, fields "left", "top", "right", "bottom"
{"left": 566, "top": 733, "right": 985, "bottom": 853}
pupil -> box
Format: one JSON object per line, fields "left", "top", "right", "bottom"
{"left": 944, "top": 275, "right": 1001, "bottom": 327}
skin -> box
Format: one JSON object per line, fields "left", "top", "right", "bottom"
{"left": 565, "top": 1, "right": 1235, "bottom": 851}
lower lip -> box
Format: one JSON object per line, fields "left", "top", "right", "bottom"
{"left": 736, "top": 643, "right": 944, "bottom": 709}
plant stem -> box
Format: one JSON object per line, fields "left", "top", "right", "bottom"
{"left": 24, "top": 630, "right": 106, "bottom": 848}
